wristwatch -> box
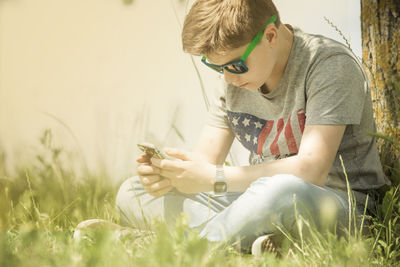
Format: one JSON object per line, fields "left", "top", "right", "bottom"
{"left": 213, "top": 165, "right": 228, "bottom": 196}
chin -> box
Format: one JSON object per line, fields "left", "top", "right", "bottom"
{"left": 243, "top": 84, "right": 258, "bottom": 90}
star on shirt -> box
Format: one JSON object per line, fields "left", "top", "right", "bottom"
{"left": 227, "top": 110, "right": 269, "bottom": 154}
{"left": 254, "top": 121, "right": 263, "bottom": 129}
{"left": 242, "top": 118, "right": 250, "bottom": 127}
{"left": 253, "top": 136, "right": 258, "bottom": 145}
{"left": 232, "top": 117, "right": 239, "bottom": 126}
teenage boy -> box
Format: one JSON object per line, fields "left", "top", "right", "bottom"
{"left": 115, "top": 0, "right": 391, "bottom": 254}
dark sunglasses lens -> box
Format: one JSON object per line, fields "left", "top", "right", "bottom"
{"left": 233, "top": 63, "right": 247, "bottom": 73}
{"left": 202, "top": 58, "right": 224, "bottom": 73}
{"left": 210, "top": 65, "right": 224, "bottom": 73}
{"left": 225, "top": 63, "right": 247, "bottom": 74}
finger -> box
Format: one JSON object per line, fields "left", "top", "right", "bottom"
{"left": 139, "top": 175, "right": 162, "bottom": 186}
{"left": 158, "top": 169, "right": 178, "bottom": 181}
{"left": 164, "top": 147, "right": 193, "bottom": 161}
{"left": 137, "top": 164, "right": 161, "bottom": 175}
{"left": 148, "top": 185, "right": 174, "bottom": 198}
{"left": 151, "top": 158, "right": 181, "bottom": 171}
{"left": 136, "top": 154, "right": 151, "bottom": 163}
{"left": 146, "top": 178, "right": 171, "bottom": 193}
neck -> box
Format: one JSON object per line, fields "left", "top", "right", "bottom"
{"left": 261, "top": 24, "right": 294, "bottom": 94}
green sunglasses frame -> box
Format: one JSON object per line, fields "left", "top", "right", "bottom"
{"left": 202, "top": 14, "right": 278, "bottom": 74}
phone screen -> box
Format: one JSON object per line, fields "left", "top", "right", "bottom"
{"left": 137, "top": 143, "right": 165, "bottom": 159}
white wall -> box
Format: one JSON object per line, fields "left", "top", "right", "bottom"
{"left": 0, "top": 0, "right": 361, "bottom": 180}
{"left": 275, "top": 0, "right": 361, "bottom": 57}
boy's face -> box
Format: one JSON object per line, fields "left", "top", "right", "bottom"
{"left": 206, "top": 33, "right": 277, "bottom": 91}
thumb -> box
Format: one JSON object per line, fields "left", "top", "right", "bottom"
{"left": 164, "top": 147, "right": 193, "bottom": 161}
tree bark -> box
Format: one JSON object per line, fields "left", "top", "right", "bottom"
{"left": 361, "top": 0, "right": 400, "bottom": 177}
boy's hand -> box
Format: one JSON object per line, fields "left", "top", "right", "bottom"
{"left": 136, "top": 155, "right": 173, "bottom": 197}
{"left": 136, "top": 153, "right": 151, "bottom": 164}
{"left": 150, "top": 148, "right": 215, "bottom": 194}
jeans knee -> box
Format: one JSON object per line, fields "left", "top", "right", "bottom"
{"left": 249, "top": 174, "right": 312, "bottom": 203}
{"left": 115, "top": 176, "right": 169, "bottom": 228}
{"left": 251, "top": 175, "right": 345, "bottom": 231}
{"left": 116, "top": 176, "right": 138, "bottom": 209}
{"left": 245, "top": 174, "right": 324, "bottom": 226}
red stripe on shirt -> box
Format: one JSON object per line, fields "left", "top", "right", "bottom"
{"left": 284, "top": 115, "right": 298, "bottom": 154}
{"left": 297, "top": 108, "right": 306, "bottom": 134}
{"left": 257, "top": 120, "right": 274, "bottom": 155}
{"left": 270, "top": 118, "right": 284, "bottom": 155}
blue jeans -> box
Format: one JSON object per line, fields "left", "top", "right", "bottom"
{"left": 116, "top": 174, "right": 363, "bottom": 250}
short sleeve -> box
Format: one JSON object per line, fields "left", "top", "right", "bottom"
{"left": 206, "top": 77, "right": 231, "bottom": 128}
{"left": 305, "top": 54, "right": 368, "bottom": 125}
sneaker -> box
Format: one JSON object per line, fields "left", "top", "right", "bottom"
{"left": 251, "top": 234, "right": 279, "bottom": 257}
{"left": 73, "top": 219, "right": 151, "bottom": 240}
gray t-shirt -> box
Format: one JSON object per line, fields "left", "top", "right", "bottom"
{"left": 207, "top": 26, "right": 391, "bottom": 199}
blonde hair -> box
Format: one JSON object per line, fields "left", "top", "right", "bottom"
{"left": 182, "top": 0, "right": 281, "bottom": 56}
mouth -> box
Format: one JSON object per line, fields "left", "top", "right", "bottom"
{"left": 238, "top": 83, "right": 248, "bottom": 88}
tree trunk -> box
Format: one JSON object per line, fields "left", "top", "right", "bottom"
{"left": 361, "top": 0, "right": 400, "bottom": 178}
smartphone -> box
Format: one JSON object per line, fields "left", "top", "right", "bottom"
{"left": 137, "top": 142, "right": 168, "bottom": 159}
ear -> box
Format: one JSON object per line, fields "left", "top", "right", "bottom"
{"left": 263, "top": 26, "right": 279, "bottom": 48}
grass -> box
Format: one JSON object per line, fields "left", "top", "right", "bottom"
{"left": 2, "top": 14, "right": 399, "bottom": 266}
{"left": 0, "top": 2, "right": 397, "bottom": 265}
{"left": 0, "top": 129, "right": 399, "bottom": 267}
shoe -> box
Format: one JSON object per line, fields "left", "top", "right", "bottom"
{"left": 251, "top": 234, "right": 278, "bottom": 257}
{"left": 73, "top": 219, "right": 150, "bottom": 240}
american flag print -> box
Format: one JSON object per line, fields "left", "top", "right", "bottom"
{"left": 227, "top": 109, "right": 306, "bottom": 156}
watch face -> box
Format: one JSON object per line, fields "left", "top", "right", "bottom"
{"left": 214, "top": 182, "right": 227, "bottom": 193}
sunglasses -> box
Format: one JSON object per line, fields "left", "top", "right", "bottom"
{"left": 201, "top": 14, "right": 277, "bottom": 74}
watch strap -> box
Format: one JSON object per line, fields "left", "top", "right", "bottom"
{"left": 216, "top": 165, "right": 225, "bottom": 182}
{"left": 214, "top": 164, "right": 228, "bottom": 195}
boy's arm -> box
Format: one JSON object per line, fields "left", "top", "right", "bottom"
{"left": 150, "top": 124, "right": 344, "bottom": 194}
{"left": 225, "top": 124, "right": 346, "bottom": 191}
{"left": 192, "top": 124, "right": 235, "bottom": 165}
